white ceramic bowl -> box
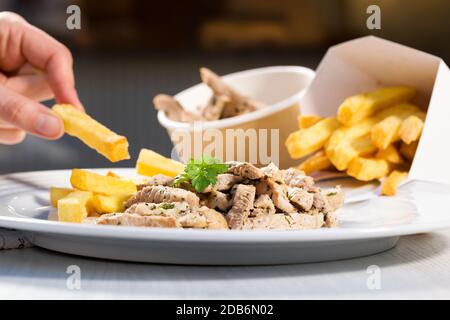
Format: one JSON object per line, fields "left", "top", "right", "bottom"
{"left": 157, "top": 66, "right": 315, "bottom": 168}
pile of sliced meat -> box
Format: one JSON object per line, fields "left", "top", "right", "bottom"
{"left": 154, "top": 68, "right": 265, "bottom": 122}
{"left": 94, "top": 162, "right": 344, "bottom": 230}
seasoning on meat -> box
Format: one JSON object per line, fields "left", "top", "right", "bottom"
{"left": 227, "top": 161, "right": 263, "bottom": 180}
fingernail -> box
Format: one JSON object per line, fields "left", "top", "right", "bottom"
{"left": 35, "top": 113, "right": 62, "bottom": 137}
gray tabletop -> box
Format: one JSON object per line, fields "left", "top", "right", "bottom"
{"left": 1, "top": 228, "right": 450, "bottom": 299}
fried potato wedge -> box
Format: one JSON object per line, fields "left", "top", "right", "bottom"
{"left": 400, "top": 141, "right": 418, "bottom": 161}
{"left": 337, "top": 86, "right": 416, "bottom": 126}
{"left": 297, "top": 150, "right": 332, "bottom": 174}
{"left": 297, "top": 115, "right": 323, "bottom": 129}
{"left": 91, "top": 193, "right": 131, "bottom": 214}
{"left": 50, "top": 187, "right": 74, "bottom": 207}
{"left": 399, "top": 114, "right": 425, "bottom": 144}
{"left": 376, "top": 145, "right": 404, "bottom": 164}
{"left": 57, "top": 190, "right": 93, "bottom": 223}
{"left": 70, "top": 169, "right": 137, "bottom": 195}
{"left": 347, "top": 157, "right": 391, "bottom": 181}
{"left": 136, "top": 148, "right": 185, "bottom": 177}
{"left": 52, "top": 104, "right": 130, "bottom": 162}
{"left": 286, "top": 117, "right": 339, "bottom": 159}
{"left": 382, "top": 170, "right": 408, "bottom": 196}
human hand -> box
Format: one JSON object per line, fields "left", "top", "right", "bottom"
{"left": 0, "top": 12, "right": 82, "bottom": 144}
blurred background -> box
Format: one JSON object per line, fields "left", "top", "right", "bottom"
{"left": 0, "top": 0, "right": 448, "bottom": 173}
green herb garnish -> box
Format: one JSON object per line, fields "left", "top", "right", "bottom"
{"left": 160, "top": 203, "right": 175, "bottom": 210}
{"left": 327, "top": 192, "right": 337, "bottom": 196}
{"left": 174, "top": 155, "right": 228, "bottom": 192}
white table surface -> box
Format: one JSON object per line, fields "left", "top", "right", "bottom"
{"left": 1, "top": 228, "right": 450, "bottom": 300}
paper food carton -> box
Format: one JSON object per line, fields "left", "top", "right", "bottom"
{"left": 301, "top": 36, "right": 450, "bottom": 186}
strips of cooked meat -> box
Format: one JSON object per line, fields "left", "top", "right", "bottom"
{"left": 125, "top": 186, "right": 200, "bottom": 208}
{"left": 226, "top": 184, "right": 256, "bottom": 229}
{"left": 260, "top": 162, "right": 284, "bottom": 183}
{"left": 198, "top": 206, "right": 229, "bottom": 229}
{"left": 267, "top": 179, "right": 297, "bottom": 213}
{"left": 206, "top": 191, "right": 230, "bottom": 212}
{"left": 137, "top": 174, "right": 174, "bottom": 190}
{"left": 243, "top": 212, "right": 324, "bottom": 230}
{"left": 202, "top": 95, "right": 230, "bottom": 121}
{"left": 227, "top": 161, "right": 263, "bottom": 180}
{"left": 154, "top": 94, "right": 203, "bottom": 122}
{"left": 97, "top": 212, "right": 179, "bottom": 228}
{"left": 202, "top": 173, "right": 243, "bottom": 193}
{"left": 283, "top": 168, "right": 315, "bottom": 190}
{"left": 250, "top": 194, "right": 275, "bottom": 216}
{"left": 288, "top": 188, "right": 314, "bottom": 211}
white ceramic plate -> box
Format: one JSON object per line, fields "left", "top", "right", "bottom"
{"left": 1, "top": 168, "right": 450, "bottom": 265}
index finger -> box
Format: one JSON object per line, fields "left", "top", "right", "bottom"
{"left": 16, "top": 19, "right": 84, "bottom": 110}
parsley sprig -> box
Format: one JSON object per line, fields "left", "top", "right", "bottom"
{"left": 174, "top": 156, "right": 228, "bottom": 192}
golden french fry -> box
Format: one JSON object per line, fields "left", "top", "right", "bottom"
{"left": 381, "top": 170, "right": 408, "bottom": 196}
{"left": 376, "top": 145, "right": 404, "bottom": 164}
{"left": 398, "top": 115, "right": 425, "bottom": 144}
{"left": 50, "top": 187, "right": 74, "bottom": 207}
{"left": 57, "top": 190, "right": 93, "bottom": 223}
{"left": 286, "top": 117, "right": 339, "bottom": 159}
{"left": 297, "top": 150, "right": 332, "bottom": 174}
{"left": 52, "top": 104, "right": 130, "bottom": 162}
{"left": 371, "top": 107, "right": 424, "bottom": 149}
{"left": 136, "top": 148, "right": 185, "bottom": 177}
{"left": 347, "top": 157, "right": 391, "bottom": 181}
{"left": 327, "top": 104, "right": 421, "bottom": 170}
{"left": 91, "top": 193, "right": 131, "bottom": 214}
{"left": 337, "top": 86, "right": 416, "bottom": 126}
{"left": 297, "top": 115, "right": 323, "bottom": 129}
{"left": 400, "top": 141, "right": 418, "bottom": 161}
{"left": 70, "top": 169, "right": 137, "bottom": 195}
{"left": 329, "top": 135, "right": 377, "bottom": 171}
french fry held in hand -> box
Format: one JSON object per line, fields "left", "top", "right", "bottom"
{"left": 381, "top": 170, "right": 408, "bottom": 196}
{"left": 297, "top": 115, "right": 323, "bottom": 129}
{"left": 286, "top": 117, "right": 339, "bottom": 159}
{"left": 52, "top": 104, "right": 130, "bottom": 162}
{"left": 337, "top": 87, "right": 416, "bottom": 126}
{"left": 57, "top": 190, "right": 94, "bottom": 223}
{"left": 136, "top": 148, "right": 185, "bottom": 177}
{"left": 297, "top": 150, "right": 332, "bottom": 174}
{"left": 70, "top": 169, "right": 137, "bottom": 195}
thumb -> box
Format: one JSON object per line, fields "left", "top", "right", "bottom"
{"left": 0, "top": 85, "right": 64, "bottom": 139}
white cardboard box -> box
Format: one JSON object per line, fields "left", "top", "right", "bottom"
{"left": 301, "top": 36, "right": 450, "bottom": 185}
